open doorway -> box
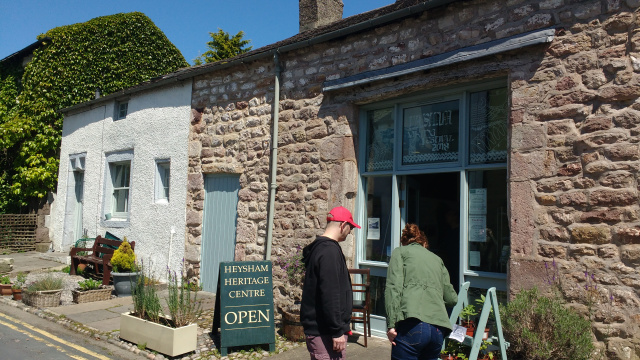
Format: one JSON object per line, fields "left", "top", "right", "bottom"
{"left": 405, "top": 172, "right": 460, "bottom": 291}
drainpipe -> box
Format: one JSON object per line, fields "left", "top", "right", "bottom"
{"left": 265, "top": 52, "right": 281, "bottom": 260}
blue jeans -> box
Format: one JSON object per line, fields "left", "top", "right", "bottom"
{"left": 391, "top": 318, "right": 444, "bottom": 360}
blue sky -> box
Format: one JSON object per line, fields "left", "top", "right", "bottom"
{"left": 0, "top": 0, "right": 393, "bottom": 65}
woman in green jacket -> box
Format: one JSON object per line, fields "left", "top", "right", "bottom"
{"left": 385, "top": 223, "right": 458, "bottom": 360}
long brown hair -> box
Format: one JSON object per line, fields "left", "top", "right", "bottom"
{"left": 401, "top": 223, "right": 428, "bottom": 248}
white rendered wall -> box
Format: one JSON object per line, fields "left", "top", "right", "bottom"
{"left": 52, "top": 81, "right": 192, "bottom": 280}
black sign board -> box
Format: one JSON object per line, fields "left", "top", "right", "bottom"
{"left": 212, "top": 260, "right": 275, "bottom": 356}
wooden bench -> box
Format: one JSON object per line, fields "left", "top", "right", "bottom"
{"left": 69, "top": 236, "right": 135, "bottom": 285}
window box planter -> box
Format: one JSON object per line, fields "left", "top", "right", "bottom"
{"left": 120, "top": 312, "right": 197, "bottom": 357}
{"left": 72, "top": 287, "right": 112, "bottom": 304}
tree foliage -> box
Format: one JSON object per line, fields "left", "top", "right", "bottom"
{"left": 193, "top": 29, "right": 252, "bottom": 65}
{"left": 0, "top": 12, "right": 188, "bottom": 213}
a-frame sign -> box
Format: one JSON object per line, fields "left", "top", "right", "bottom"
{"left": 212, "top": 260, "right": 275, "bottom": 356}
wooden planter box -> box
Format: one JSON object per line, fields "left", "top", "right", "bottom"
{"left": 120, "top": 312, "right": 197, "bottom": 357}
{"left": 282, "top": 310, "right": 305, "bottom": 341}
{"left": 72, "top": 287, "right": 112, "bottom": 304}
{"left": 23, "top": 289, "right": 62, "bottom": 308}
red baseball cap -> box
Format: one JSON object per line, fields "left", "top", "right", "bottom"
{"left": 327, "top": 206, "right": 361, "bottom": 229}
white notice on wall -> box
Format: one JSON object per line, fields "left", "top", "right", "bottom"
{"left": 367, "top": 218, "right": 381, "bottom": 240}
{"left": 469, "top": 188, "right": 487, "bottom": 215}
{"left": 468, "top": 215, "right": 487, "bottom": 242}
{"left": 469, "top": 251, "right": 481, "bottom": 267}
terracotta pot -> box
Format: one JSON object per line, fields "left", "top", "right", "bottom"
{"left": 461, "top": 320, "right": 475, "bottom": 336}
{"left": 77, "top": 264, "right": 87, "bottom": 272}
{"left": 0, "top": 283, "right": 12, "bottom": 296}
{"left": 440, "top": 354, "right": 456, "bottom": 360}
{"left": 482, "top": 327, "right": 490, "bottom": 340}
{"left": 12, "top": 288, "right": 22, "bottom": 301}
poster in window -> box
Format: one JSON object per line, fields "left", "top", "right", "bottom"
{"left": 402, "top": 100, "right": 459, "bottom": 165}
{"left": 367, "top": 218, "right": 380, "bottom": 240}
{"left": 469, "top": 251, "right": 481, "bottom": 267}
{"left": 469, "top": 188, "right": 487, "bottom": 215}
{"left": 468, "top": 215, "right": 487, "bottom": 243}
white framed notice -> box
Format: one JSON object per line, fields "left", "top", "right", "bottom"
{"left": 469, "top": 188, "right": 487, "bottom": 215}
{"left": 468, "top": 215, "right": 487, "bottom": 242}
{"left": 367, "top": 218, "right": 380, "bottom": 240}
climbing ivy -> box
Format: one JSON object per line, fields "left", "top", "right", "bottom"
{"left": 0, "top": 12, "right": 188, "bottom": 212}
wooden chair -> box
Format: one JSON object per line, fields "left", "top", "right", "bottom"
{"left": 348, "top": 268, "right": 371, "bottom": 347}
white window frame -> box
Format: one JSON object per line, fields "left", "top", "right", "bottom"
{"left": 115, "top": 101, "right": 128, "bottom": 120}
{"left": 103, "top": 150, "right": 134, "bottom": 226}
{"left": 155, "top": 160, "right": 170, "bottom": 203}
{"left": 110, "top": 161, "right": 131, "bottom": 218}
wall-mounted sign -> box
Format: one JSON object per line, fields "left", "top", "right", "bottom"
{"left": 212, "top": 261, "right": 275, "bottom": 356}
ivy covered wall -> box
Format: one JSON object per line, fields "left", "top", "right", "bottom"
{"left": 0, "top": 12, "right": 188, "bottom": 213}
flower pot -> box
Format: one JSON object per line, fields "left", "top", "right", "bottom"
{"left": 72, "top": 287, "right": 112, "bottom": 303}
{"left": 112, "top": 272, "right": 139, "bottom": 297}
{"left": 461, "top": 320, "right": 476, "bottom": 337}
{"left": 440, "top": 354, "right": 456, "bottom": 360}
{"left": 282, "top": 310, "right": 305, "bottom": 341}
{"left": 120, "top": 312, "right": 197, "bottom": 357}
{"left": 482, "top": 327, "right": 490, "bottom": 340}
{"left": 22, "top": 289, "right": 62, "bottom": 308}
{"left": 12, "top": 288, "right": 22, "bottom": 301}
{"left": 0, "top": 283, "right": 12, "bottom": 296}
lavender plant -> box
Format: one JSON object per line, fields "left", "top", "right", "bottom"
{"left": 131, "top": 259, "right": 161, "bottom": 324}
{"left": 166, "top": 264, "right": 202, "bottom": 328}
{"left": 275, "top": 245, "right": 305, "bottom": 287}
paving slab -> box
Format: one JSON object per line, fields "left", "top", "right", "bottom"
{"left": 106, "top": 304, "right": 133, "bottom": 315}
{"left": 49, "top": 300, "right": 118, "bottom": 315}
{"left": 0, "top": 252, "right": 67, "bottom": 275}
{"left": 66, "top": 309, "right": 119, "bottom": 323}
{"left": 86, "top": 316, "right": 122, "bottom": 332}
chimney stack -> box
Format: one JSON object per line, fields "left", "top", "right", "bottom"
{"left": 299, "top": 0, "right": 344, "bottom": 33}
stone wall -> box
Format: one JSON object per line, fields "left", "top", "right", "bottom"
{"left": 187, "top": 0, "right": 640, "bottom": 356}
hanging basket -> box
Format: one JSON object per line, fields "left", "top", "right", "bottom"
{"left": 72, "top": 287, "right": 112, "bottom": 303}
{"left": 23, "top": 289, "right": 62, "bottom": 308}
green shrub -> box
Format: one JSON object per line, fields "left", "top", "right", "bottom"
{"left": 110, "top": 239, "right": 136, "bottom": 273}
{"left": 12, "top": 272, "right": 26, "bottom": 290}
{"left": 78, "top": 278, "right": 101, "bottom": 291}
{"left": 500, "top": 287, "right": 593, "bottom": 360}
{"left": 26, "top": 275, "right": 63, "bottom": 292}
{"left": 0, "top": 275, "right": 10, "bottom": 284}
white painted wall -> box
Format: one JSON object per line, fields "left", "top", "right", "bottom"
{"left": 51, "top": 81, "right": 192, "bottom": 280}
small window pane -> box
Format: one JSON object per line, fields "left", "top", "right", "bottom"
{"left": 111, "top": 162, "right": 131, "bottom": 216}
{"left": 467, "top": 169, "right": 509, "bottom": 273}
{"left": 364, "top": 176, "right": 393, "bottom": 263}
{"left": 116, "top": 102, "right": 128, "bottom": 120}
{"left": 469, "top": 88, "right": 508, "bottom": 164}
{"left": 156, "top": 161, "right": 170, "bottom": 202}
{"left": 366, "top": 109, "right": 394, "bottom": 172}
{"left": 402, "top": 100, "right": 459, "bottom": 165}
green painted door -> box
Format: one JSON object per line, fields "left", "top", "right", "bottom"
{"left": 201, "top": 174, "right": 240, "bottom": 293}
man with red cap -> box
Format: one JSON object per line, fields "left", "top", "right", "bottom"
{"left": 301, "top": 206, "right": 361, "bottom": 359}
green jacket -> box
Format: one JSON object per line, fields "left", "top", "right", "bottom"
{"left": 385, "top": 242, "right": 458, "bottom": 330}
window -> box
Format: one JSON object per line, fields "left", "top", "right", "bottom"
{"left": 358, "top": 80, "right": 509, "bottom": 310}
{"left": 115, "top": 101, "right": 128, "bottom": 120}
{"left": 155, "top": 160, "right": 170, "bottom": 203}
{"left": 110, "top": 161, "right": 131, "bottom": 217}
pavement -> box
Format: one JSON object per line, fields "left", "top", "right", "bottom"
{"left": 0, "top": 251, "right": 392, "bottom": 359}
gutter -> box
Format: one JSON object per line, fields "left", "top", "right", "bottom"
{"left": 60, "top": 0, "right": 458, "bottom": 114}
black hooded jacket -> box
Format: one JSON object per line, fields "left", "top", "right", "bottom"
{"left": 300, "top": 236, "right": 353, "bottom": 338}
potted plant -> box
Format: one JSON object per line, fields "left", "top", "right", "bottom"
{"left": 72, "top": 278, "right": 112, "bottom": 303}
{"left": 478, "top": 339, "right": 496, "bottom": 360}
{"left": 11, "top": 272, "right": 26, "bottom": 300}
{"left": 274, "top": 246, "right": 305, "bottom": 341}
{"left": 459, "top": 304, "right": 477, "bottom": 336}
{"left": 120, "top": 262, "right": 202, "bottom": 357}
{"left": 0, "top": 275, "right": 12, "bottom": 296}
{"left": 110, "top": 238, "right": 138, "bottom": 297}
{"left": 22, "top": 274, "right": 63, "bottom": 308}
